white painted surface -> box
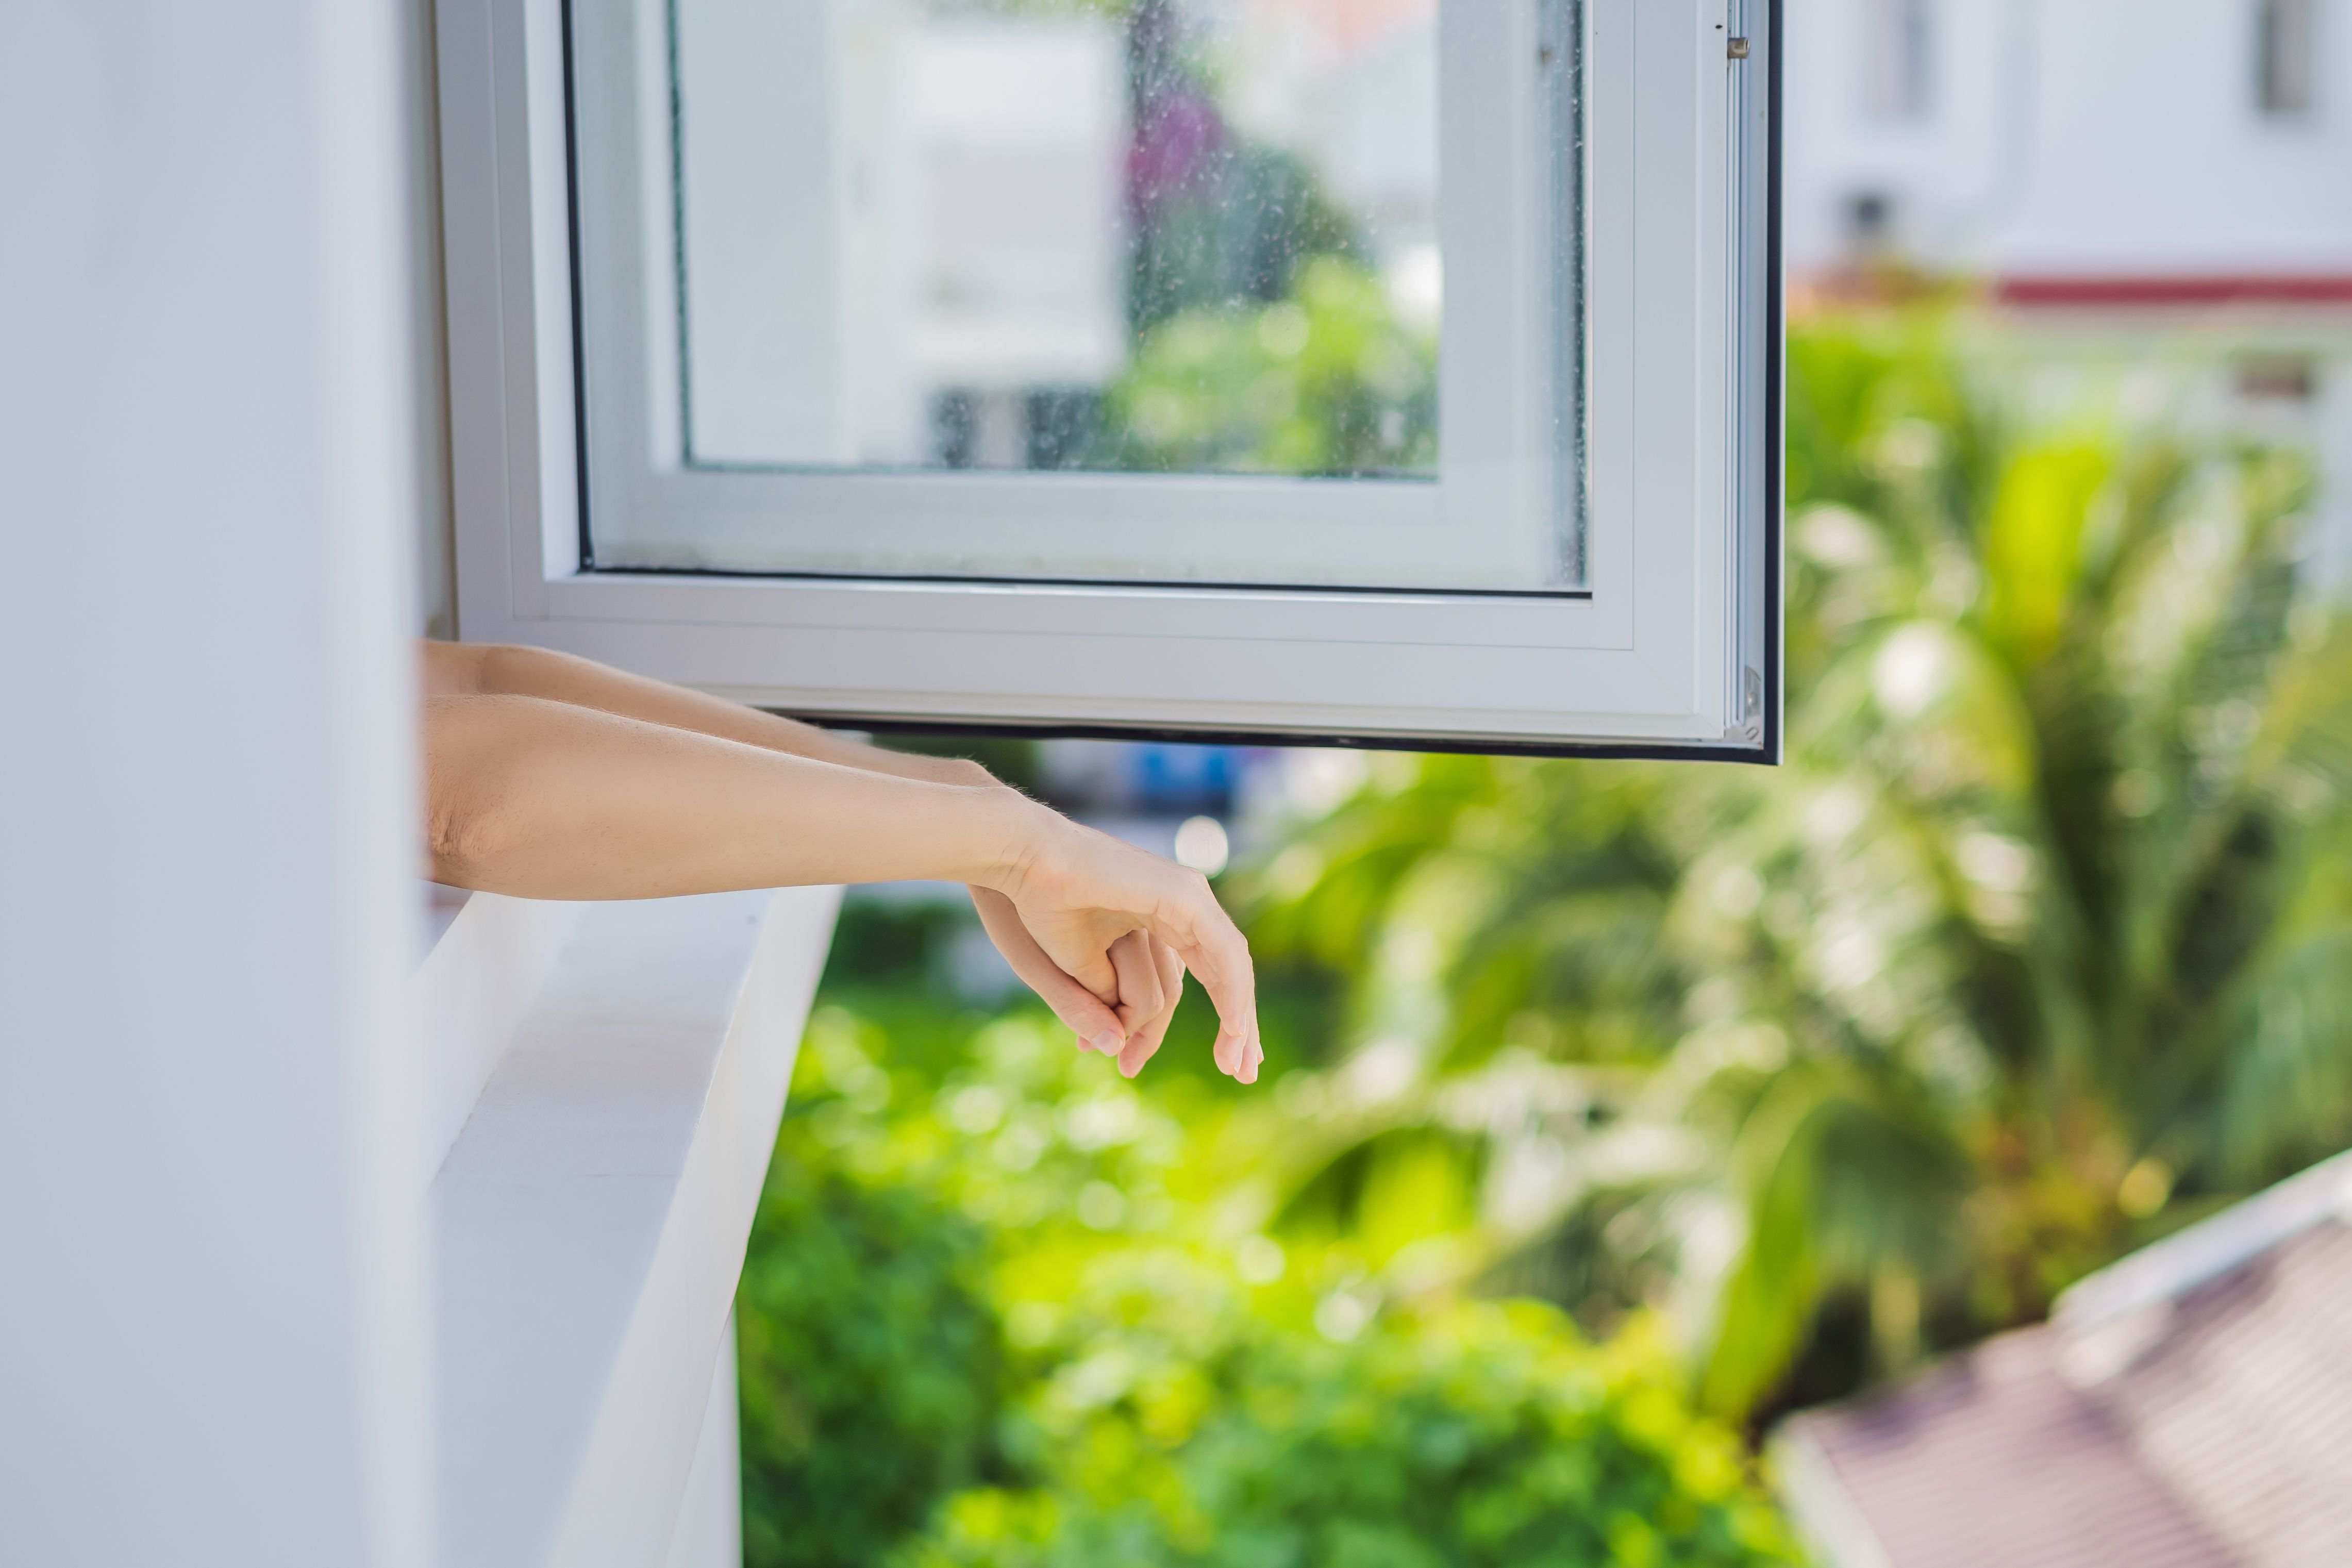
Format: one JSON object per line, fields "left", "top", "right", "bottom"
{"left": 0, "top": 3, "right": 432, "bottom": 1565}
{"left": 437, "top": 0, "right": 581, "bottom": 629}
{"left": 1784, "top": 0, "right": 2352, "bottom": 277}
{"left": 4, "top": 2, "right": 842, "bottom": 1561}
{"left": 662, "top": 1317, "right": 747, "bottom": 1568}
{"left": 435, "top": 886, "right": 839, "bottom": 1568}
{"left": 413, "top": 889, "right": 584, "bottom": 1190}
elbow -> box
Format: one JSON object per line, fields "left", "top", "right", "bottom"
{"left": 422, "top": 708, "right": 526, "bottom": 889}
{"left": 426, "top": 787, "right": 515, "bottom": 890}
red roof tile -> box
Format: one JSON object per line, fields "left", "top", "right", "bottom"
{"left": 1780, "top": 1214, "right": 2352, "bottom": 1568}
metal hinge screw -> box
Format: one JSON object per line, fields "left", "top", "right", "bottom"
{"left": 1728, "top": 36, "right": 1750, "bottom": 58}
{"left": 1724, "top": 667, "right": 1764, "bottom": 745}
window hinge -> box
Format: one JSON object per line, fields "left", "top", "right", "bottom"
{"left": 1724, "top": 666, "right": 1763, "bottom": 745}
{"left": 1727, "top": 37, "right": 1751, "bottom": 59}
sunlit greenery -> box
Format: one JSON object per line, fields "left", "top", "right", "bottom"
{"left": 1242, "top": 316, "right": 2350, "bottom": 1419}
{"left": 1105, "top": 257, "right": 1437, "bottom": 476}
{"left": 743, "top": 1000, "right": 1799, "bottom": 1567}
{"left": 738, "top": 1155, "right": 1013, "bottom": 1568}
{"left": 735, "top": 312, "right": 2347, "bottom": 1559}
{"left": 976, "top": 0, "right": 1439, "bottom": 477}
{"left": 907, "top": 1300, "right": 1798, "bottom": 1568}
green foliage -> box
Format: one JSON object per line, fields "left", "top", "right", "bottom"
{"left": 738, "top": 1145, "right": 1013, "bottom": 1568}
{"left": 905, "top": 1292, "right": 1799, "bottom": 1568}
{"left": 1241, "top": 314, "right": 2352, "bottom": 1420}
{"left": 742, "top": 1000, "right": 1799, "bottom": 1567}
{"left": 1128, "top": 144, "right": 1369, "bottom": 336}
{"left": 737, "top": 309, "right": 2347, "bottom": 1558}
{"left": 1106, "top": 257, "right": 1437, "bottom": 476}
{"left": 737, "top": 1003, "right": 1207, "bottom": 1567}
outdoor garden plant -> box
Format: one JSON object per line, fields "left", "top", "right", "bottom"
{"left": 743, "top": 1004, "right": 1801, "bottom": 1568}
{"left": 736, "top": 312, "right": 2351, "bottom": 1561}
{"left": 1243, "top": 318, "right": 2351, "bottom": 1419}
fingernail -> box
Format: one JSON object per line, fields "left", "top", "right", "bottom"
{"left": 1090, "top": 1028, "right": 1123, "bottom": 1054}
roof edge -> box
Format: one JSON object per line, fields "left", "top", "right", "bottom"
{"left": 1996, "top": 273, "right": 2352, "bottom": 308}
{"left": 1769, "top": 1425, "right": 1898, "bottom": 1568}
{"left": 2053, "top": 1149, "right": 2352, "bottom": 1331}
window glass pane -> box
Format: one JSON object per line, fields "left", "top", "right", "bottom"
{"left": 673, "top": 0, "right": 1442, "bottom": 479}
{"left": 579, "top": 0, "right": 1589, "bottom": 593}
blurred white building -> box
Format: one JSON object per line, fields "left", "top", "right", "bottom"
{"left": 687, "top": 0, "right": 1441, "bottom": 472}
{"left": 1212, "top": 0, "right": 1439, "bottom": 246}
{"left": 1784, "top": 0, "right": 2352, "bottom": 568}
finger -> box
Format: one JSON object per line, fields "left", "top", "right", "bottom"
{"left": 968, "top": 887, "right": 1125, "bottom": 1054}
{"left": 1144, "top": 872, "right": 1258, "bottom": 1080}
{"left": 1060, "top": 940, "right": 1122, "bottom": 1008}
{"left": 1108, "top": 929, "right": 1164, "bottom": 1037}
{"left": 1116, "top": 939, "right": 1187, "bottom": 1080}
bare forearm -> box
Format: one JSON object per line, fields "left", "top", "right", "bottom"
{"left": 425, "top": 640, "right": 989, "bottom": 787}
{"left": 418, "top": 678, "right": 1263, "bottom": 1077}
{"left": 424, "top": 693, "right": 1029, "bottom": 899}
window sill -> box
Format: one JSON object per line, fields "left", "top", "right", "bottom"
{"left": 414, "top": 883, "right": 841, "bottom": 1566}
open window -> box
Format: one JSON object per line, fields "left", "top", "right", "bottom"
{"left": 438, "top": 0, "right": 1781, "bottom": 757}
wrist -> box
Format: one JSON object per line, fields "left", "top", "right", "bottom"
{"left": 896, "top": 753, "right": 999, "bottom": 789}
{"left": 937, "top": 756, "right": 1004, "bottom": 791}
{"left": 962, "top": 787, "right": 1059, "bottom": 897}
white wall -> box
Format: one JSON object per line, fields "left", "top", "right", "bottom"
{"left": 0, "top": 4, "right": 432, "bottom": 1564}
{"left": 1781, "top": 0, "right": 2009, "bottom": 271}
{"left": 1784, "top": 0, "right": 2352, "bottom": 277}
{"left": 1783, "top": 0, "right": 2352, "bottom": 580}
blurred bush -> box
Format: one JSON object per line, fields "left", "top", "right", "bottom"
{"left": 1241, "top": 314, "right": 2352, "bottom": 1422}
{"left": 738, "top": 1152, "right": 1014, "bottom": 1568}
{"left": 742, "top": 1005, "right": 1796, "bottom": 1567}
{"left": 903, "top": 1282, "right": 1798, "bottom": 1568}
{"left": 1104, "top": 256, "right": 1438, "bottom": 476}
{"left": 732, "top": 308, "right": 2346, "bottom": 1560}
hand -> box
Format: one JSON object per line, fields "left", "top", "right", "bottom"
{"left": 974, "top": 806, "right": 1261, "bottom": 1083}
{"left": 970, "top": 889, "right": 1188, "bottom": 1079}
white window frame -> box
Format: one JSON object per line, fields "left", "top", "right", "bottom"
{"left": 591, "top": 1, "right": 1560, "bottom": 594}
{"left": 438, "top": 0, "right": 1782, "bottom": 758}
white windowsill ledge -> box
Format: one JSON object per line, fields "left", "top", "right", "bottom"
{"left": 413, "top": 884, "right": 841, "bottom": 1568}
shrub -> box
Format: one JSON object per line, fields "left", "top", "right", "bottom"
{"left": 745, "top": 1010, "right": 1801, "bottom": 1568}
{"left": 902, "top": 1249, "right": 1799, "bottom": 1568}
{"left": 738, "top": 1153, "right": 1014, "bottom": 1568}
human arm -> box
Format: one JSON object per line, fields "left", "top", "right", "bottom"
{"left": 422, "top": 640, "right": 1199, "bottom": 1073}
{"left": 421, "top": 638, "right": 994, "bottom": 787}
{"left": 421, "top": 685, "right": 1257, "bottom": 1080}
